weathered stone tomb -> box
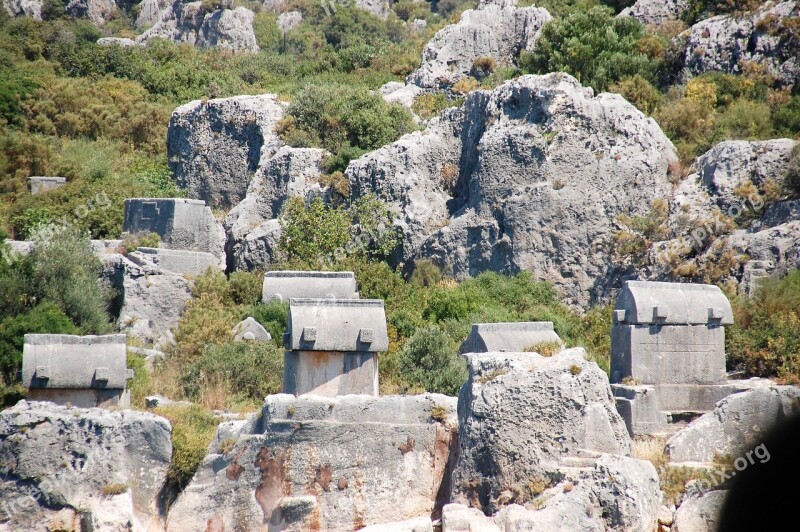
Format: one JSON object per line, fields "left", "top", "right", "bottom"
{"left": 283, "top": 298, "right": 388, "bottom": 397}
{"left": 610, "top": 280, "right": 747, "bottom": 435}
{"left": 21, "top": 334, "right": 134, "bottom": 408}
{"left": 127, "top": 246, "right": 221, "bottom": 276}
{"left": 122, "top": 198, "right": 224, "bottom": 257}
{"left": 262, "top": 270, "right": 359, "bottom": 303}
{"left": 28, "top": 176, "right": 66, "bottom": 194}
{"left": 459, "top": 321, "right": 563, "bottom": 354}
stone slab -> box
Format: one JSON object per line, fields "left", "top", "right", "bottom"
{"left": 614, "top": 280, "right": 733, "bottom": 325}
{"left": 283, "top": 350, "right": 378, "bottom": 397}
{"left": 262, "top": 270, "right": 359, "bottom": 303}
{"left": 286, "top": 298, "right": 388, "bottom": 352}
{"left": 458, "top": 321, "right": 562, "bottom": 354}
{"left": 129, "top": 246, "right": 221, "bottom": 276}
{"left": 28, "top": 176, "right": 66, "bottom": 194}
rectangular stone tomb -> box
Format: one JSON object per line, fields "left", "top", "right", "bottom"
{"left": 129, "top": 247, "right": 221, "bottom": 276}
{"left": 263, "top": 270, "right": 359, "bottom": 303}
{"left": 283, "top": 299, "right": 388, "bottom": 397}
{"left": 610, "top": 280, "right": 736, "bottom": 436}
{"left": 122, "top": 198, "right": 222, "bottom": 256}
{"left": 28, "top": 176, "right": 66, "bottom": 195}
{"left": 459, "top": 321, "right": 562, "bottom": 354}
{"left": 22, "top": 334, "right": 134, "bottom": 408}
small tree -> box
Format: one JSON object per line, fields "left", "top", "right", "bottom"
{"left": 398, "top": 326, "right": 467, "bottom": 395}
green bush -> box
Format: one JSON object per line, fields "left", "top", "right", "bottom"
{"left": 246, "top": 300, "right": 289, "bottom": 346}
{"left": 773, "top": 95, "right": 800, "bottom": 135}
{"left": 27, "top": 228, "right": 111, "bottom": 333}
{"left": 520, "top": 6, "right": 656, "bottom": 92}
{"left": 181, "top": 341, "right": 283, "bottom": 407}
{"left": 0, "top": 301, "right": 77, "bottom": 381}
{"left": 153, "top": 405, "right": 218, "bottom": 490}
{"left": 280, "top": 84, "right": 415, "bottom": 171}
{"left": 277, "top": 195, "right": 400, "bottom": 268}
{"left": 397, "top": 326, "right": 467, "bottom": 395}
{"left": 727, "top": 269, "right": 800, "bottom": 381}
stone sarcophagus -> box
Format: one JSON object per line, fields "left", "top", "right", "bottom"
{"left": 459, "top": 321, "right": 563, "bottom": 354}
{"left": 22, "top": 334, "right": 134, "bottom": 408}
{"left": 122, "top": 198, "right": 224, "bottom": 257}
{"left": 610, "top": 281, "right": 748, "bottom": 436}
{"left": 283, "top": 299, "right": 388, "bottom": 397}
{"left": 262, "top": 270, "right": 359, "bottom": 303}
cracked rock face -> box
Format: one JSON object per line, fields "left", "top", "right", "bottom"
{"left": 166, "top": 394, "right": 459, "bottom": 531}
{"left": 136, "top": 0, "right": 260, "bottom": 52}
{"left": 450, "top": 348, "right": 633, "bottom": 514}
{"left": 347, "top": 73, "right": 677, "bottom": 307}
{"left": 407, "top": 0, "right": 552, "bottom": 90}
{"left": 0, "top": 401, "right": 172, "bottom": 531}
{"left": 224, "top": 146, "right": 329, "bottom": 271}
{"left": 618, "top": 0, "right": 688, "bottom": 25}
{"left": 167, "top": 94, "right": 285, "bottom": 209}
{"left": 680, "top": 1, "right": 800, "bottom": 87}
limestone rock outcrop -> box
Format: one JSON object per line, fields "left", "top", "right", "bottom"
{"left": 2, "top": 0, "right": 43, "bottom": 19}
{"left": 407, "top": 0, "right": 552, "bottom": 90}
{"left": 451, "top": 348, "right": 633, "bottom": 512}
{"left": 167, "top": 94, "right": 285, "bottom": 209}
{"left": 136, "top": 0, "right": 260, "bottom": 52}
{"left": 0, "top": 401, "right": 172, "bottom": 531}
{"left": 618, "top": 0, "right": 688, "bottom": 25}
{"left": 680, "top": 1, "right": 800, "bottom": 87}
{"left": 224, "top": 146, "right": 328, "bottom": 270}
{"left": 347, "top": 73, "right": 677, "bottom": 306}
{"left": 167, "top": 394, "right": 458, "bottom": 531}
{"left": 665, "top": 385, "right": 800, "bottom": 463}
{"left": 672, "top": 490, "right": 727, "bottom": 532}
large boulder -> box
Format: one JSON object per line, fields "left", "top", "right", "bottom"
{"left": 65, "top": 0, "right": 119, "bottom": 25}
{"left": 680, "top": 1, "right": 800, "bottom": 87}
{"left": 451, "top": 348, "right": 632, "bottom": 512}
{"left": 618, "top": 0, "right": 688, "bottom": 25}
{"left": 224, "top": 146, "right": 329, "bottom": 270}
{"left": 665, "top": 385, "right": 800, "bottom": 463}
{"left": 136, "top": 0, "right": 259, "bottom": 52}
{"left": 650, "top": 139, "right": 799, "bottom": 294}
{"left": 115, "top": 255, "right": 194, "bottom": 344}
{"left": 2, "top": 0, "right": 43, "bottom": 18}
{"left": 167, "top": 394, "right": 458, "bottom": 531}
{"left": 672, "top": 490, "right": 727, "bottom": 532}
{"left": 407, "top": 0, "right": 552, "bottom": 90}
{"left": 0, "top": 401, "right": 172, "bottom": 531}
{"left": 167, "top": 94, "right": 285, "bottom": 209}
{"left": 347, "top": 73, "right": 677, "bottom": 306}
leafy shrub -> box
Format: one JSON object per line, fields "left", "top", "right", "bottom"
{"left": 120, "top": 232, "right": 161, "bottom": 255}
{"left": 181, "top": 341, "right": 283, "bottom": 409}
{"left": 247, "top": 300, "right": 289, "bottom": 346}
{"left": 153, "top": 405, "right": 218, "bottom": 489}
{"left": 520, "top": 6, "right": 656, "bottom": 92}
{"left": 397, "top": 326, "right": 467, "bottom": 395}
{"left": 172, "top": 293, "right": 241, "bottom": 363}
{"left": 26, "top": 228, "right": 111, "bottom": 333}
{"left": 610, "top": 74, "right": 662, "bottom": 114}
{"left": 773, "top": 95, "right": 800, "bottom": 135}
{"left": 280, "top": 84, "right": 415, "bottom": 171}
{"left": 412, "top": 93, "right": 461, "bottom": 120}
{"left": 278, "top": 195, "right": 400, "bottom": 268}
{"left": 727, "top": 269, "right": 800, "bottom": 382}
{"left": 0, "top": 302, "right": 77, "bottom": 381}
{"left": 228, "top": 271, "right": 263, "bottom": 306}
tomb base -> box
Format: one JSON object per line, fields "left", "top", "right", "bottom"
{"left": 283, "top": 351, "right": 379, "bottom": 397}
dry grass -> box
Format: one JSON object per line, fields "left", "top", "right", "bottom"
{"left": 524, "top": 341, "right": 563, "bottom": 357}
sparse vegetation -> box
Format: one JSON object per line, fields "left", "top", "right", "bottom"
{"left": 524, "top": 341, "right": 563, "bottom": 357}
{"left": 101, "top": 483, "right": 129, "bottom": 496}
{"left": 154, "top": 404, "right": 219, "bottom": 490}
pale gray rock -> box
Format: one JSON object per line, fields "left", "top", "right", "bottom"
{"left": 665, "top": 385, "right": 800, "bottom": 463}
{"left": 451, "top": 348, "right": 632, "bottom": 512}
{"left": 360, "top": 517, "right": 434, "bottom": 532}
{"left": 97, "top": 36, "right": 140, "bottom": 47}
{"left": 407, "top": 0, "right": 552, "bottom": 89}
{"left": 136, "top": 0, "right": 259, "bottom": 52}
{"left": 65, "top": 0, "right": 118, "bottom": 25}
{"left": 380, "top": 81, "right": 424, "bottom": 109}
{"left": 354, "top": 0, "right": 390, "bottom": 18}
{"left": 672, "top": 490, "right": 727, "bottom": 532}
{"left": 167, "top": 394, "right": 458, "bottom": 530}
{"left": 224, "top": 146, "right": 327, "bottom": 270}
{"left": 134, "top": 0, "right": 170, "bottom": 27}
{"left": 167, "top": 94, "right": 285, "bottom": 209}
{"left": 348, "top": 73, "right": 677, "bottom": 307}
{"left": 444, "top": 453, "right": 660, "bottom": 531}
{"left": 2, "top": 0, "right": 43, "bottom": 19}
{"left": 277, "top": 9, "right": 301, "bottom": 32}
{"left": 117, "top": 256, "right": 193, "bottom": 343}
{"left": 681, "top": 1, "right": 800, "bottom": 87}
{"left": 618, "top": 0, "right": 688, "bottom": 25}
{"left": 0, "top": 401, "right": 171, "bottom": 531}
{"left": 231, "top": 316, "right": 271, "bottom": 342}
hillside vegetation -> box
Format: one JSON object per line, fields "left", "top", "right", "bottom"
{"left": 0, "top": 0, "right": 799, "bottom": 409}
